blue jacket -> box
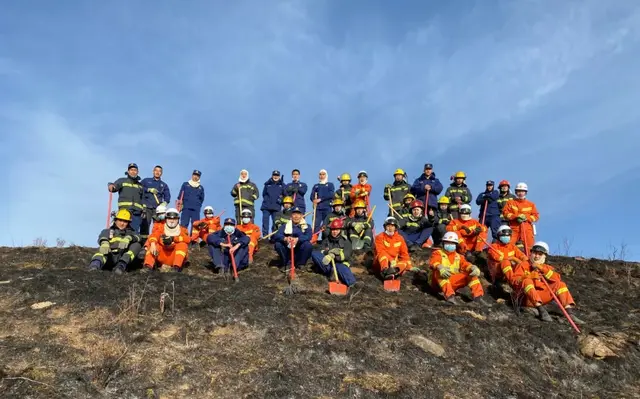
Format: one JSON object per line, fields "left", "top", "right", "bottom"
{"left": 272, "top": 221, "right": 312, "bottom": 244}
{"left": 141, "top": 177, "right": 171, "bottom": 208}
{"left": 310, "top": 182, "right": 335, "bottom": 210}
{"left": 476, "top": 189, "right": 500, "bottom": 217}
{"left": 178, "top": 182, "right": 205, "bottom": 210}
{"left": 207, "top": 228, "right": 250, "bottom": 248}
{"left": 411, "top": 173, "right": 443, "bottom": 208}
{"left": 261, "top": 178, "right": 286, "bottom": 211}
{"left": 283, "top": 181, "right": 308, "bottom": 211}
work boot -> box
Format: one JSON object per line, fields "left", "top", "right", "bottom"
{"left": 408, "top": 244, "right": 419, "bottom": 253}
{"left": 199, "top": 240, "right": 207, "bottom": 248}
{"left": 473, "top": 296, "right": 489, "bottom": 306}
{"left": 566, "top": 308, "right": 585, "bottom": 325}
{"left": 445, "top": 295, "right": 458, "bottom": 305}
{"left": 140, "top": 265, "right": 153, "bottom": 274}
{"left": 113, "top": 261, "right": 127, "bottom": 275}
{"left": 160, "top": 264, "right": 173, "bottom": 273}
{"left": 537, "top": 305, "right": 552, "bottom": 322}
{"left": 171, "top": 266, "right": 182, "bottom": 273}
{"left": 88, "top": 260, "right": 102, "bottom": 271}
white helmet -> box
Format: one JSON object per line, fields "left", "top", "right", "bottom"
{"left": 165, "top": 208, "right": 180, "bottom": 218}
{"left": 203, "top": 206, "right": 214, "bottom": 214}
{"left": 515, "top": 182, "right": 528, "bottom": 191}
{"left": 531, "top": 241, "right": 549, "bottom": 255}
{"left": 442, "top": 231, "right": 459, "bottom": 244}
{"left": 241, "top": 209, "right": 252, "bottom": 216}
{"left": 497, "top": 225, "right": 512, "bottom": 235}
{"left": 155, "top": 204, "right": 167, "bottom": 214}
{"left": 459, "top": 204, "right": 472, "bottom": 212}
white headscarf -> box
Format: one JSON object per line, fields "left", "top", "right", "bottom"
{"left": 239, "top": 169, "right": 249, "bottom": 183}
{"left": 319, "top": 169, "right": 328, "bottom": 184}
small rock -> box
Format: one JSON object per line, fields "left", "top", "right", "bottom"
{"left": 409, "top": 334, "right": 445, "bottom": 357}
{"left": 30, "top": 301, "right": 55, "bottom": 310}
{"left": 578, "top": 335, "right": 618, "bottom": 359}
{"left": 462, "top": 310, "right": 487, "bottom": 320}
{"left": 0, "top": 280, "right": 10, "bottom": 284}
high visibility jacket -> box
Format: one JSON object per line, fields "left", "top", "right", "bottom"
{"left": 399, "top": 205, "right": 412, "bottom": 220}
{"left": 178, "top": 182, "right": 205, "bottom": 210}
{"left": 346, "top": 214, "right": 374, "bottom": 241}
{"left": 497, "top": 192, "right": 516, "bottom": 220}
{"left": 231, "top": 180, "right": 259, "bottom": 207}
{"left": 374, "top": 231, "right": 410, "bottom": 268}
{"left": 446, "top": 218, "right": 487, "bottom": 252}
{"left": 444, "top": 183, "right": 472, "bottom": 212}
{"left": 321, "top": 234, "right": 352, "bottom": 267}
{"left": 411, "top": 173, "right": 444, "bottom": 208}
{"left": 435, "top": 210, "right": 452, "bottom": 226}
{"left": 335, "top": 184, "right": 353, "bottom": 213}
{"left": 148, "top": 225, "right": 190, "bottom": 248}
{"left": 310, "top": 182, "right": 335, "bottom": 211}
{"left": 97, "top": 225, "right": 140, "bottom": 251}
{"left": 111, "top": 174, "right": 144, "bottom": 213}
{"left": 487, "top": 241, "right": 528, "bottom": 280}
{"left": 283, "top": 181, "right": 308, "bottom": 211}
{"left": 261, "top": 178, "right": 285, "bottom": 211}
{"left": 512, "top": 260, "right": 562, "bottom": 285}
{"left": 384, "top": 181, "right": 411, "bottom": 213}
{"left": 237, "top": 223, "right": 261, "bottom": 248}
{"left": 191, "top": 217, "right": 221, "bottom": 241}
{"left": 141, "top": 177, "right": 171, "bottom": 209}
{"left": 476, "top": 189, "right": 500, "bottom": 217}
{"left": 350, "top": 183, "right": 372, "bottom": 208}
{"left": 428, "top": 248, "right": 473, "bottom": 278}
{"left": 502, "top": 199, "right": 539, "bottom": 224}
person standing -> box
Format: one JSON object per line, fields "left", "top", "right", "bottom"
{"left": 260, "top": 170, "right": 285, "bottom": 236}
{"left": 177, "top": 170, "right": 205, "bottom": 232}
{"left": 140, "top": 165, "right": 171, "bottom": 241}
{"left": 283, "top": 169, "right": 308, "bottom": 212}
{"left": 108, "top": 162, "right": 145, "bottom": 233}
{"left": 231, "top": 169, "right": 260, "bottom": 221}
{"left": 310, "top": 169, "right": 335, "bottom": 233}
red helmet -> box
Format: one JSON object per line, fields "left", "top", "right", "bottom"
{"left": 498, "top": 180, "right": 510, "bottom": 187}
{"left": 329, "top": 218, "right": 344, "bottom": 230}
{"left": 410, "top": 200, "right": 424, "bottom": 209}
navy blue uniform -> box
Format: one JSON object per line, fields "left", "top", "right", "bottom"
{"left": 260, "top": 177, "right": 285, "bottom": 236}
{"left": 178, "top": 182, "right": 205, "bottom": 230}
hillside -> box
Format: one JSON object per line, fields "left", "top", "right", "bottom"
{"left": 0, "top": 246, "right": 639, "bottom": 398}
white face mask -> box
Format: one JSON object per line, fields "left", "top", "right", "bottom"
{"left": 242, "top": 217, "right": 250, "bottom": 224}
{"left": 166, "top": 219, "right": 179, "bottom": 228}
{"left": 385, "top": 229, "right": 394, "bottom": 236}
{"left": 460, "top": 213, "right": 471, "bottom": 221}
{"left": 205, "top": 213, "right": 213, "bottom": 219}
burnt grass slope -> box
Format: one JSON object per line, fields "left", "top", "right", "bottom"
{"left": 0, "top": 246, "right": 639, "bottom": 399}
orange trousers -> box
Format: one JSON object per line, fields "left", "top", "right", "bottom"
{"left": 487, "top": 259, "right": 515, "bottom": 284}
{"left": 248, "top": 241, "right": 258, "bottom": 260}
{"left": 516, "top": 278, "right": 575, "bottom": 308}
{"left": 144, "top": 242, "right": 188, "bottom": 269}
{"left": 374, "top": 259, "right": 411, "bottom": 276}
{"left": 509, "top": 223, "right": 534, "bottom": 251}
{"left": 431, "top": 270, "right": 484, "bottom": 299}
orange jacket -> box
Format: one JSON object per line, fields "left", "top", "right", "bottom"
{"left": 350, "top": 183, "right": 372, "bottom": 207}
{"left": 429, "top": 249, "right": 473, "bottom": 274}
{"left": 191, "top": 217, "right": 221, "bottom": 241}
{"left": 374, "top": 231, "right": 411, "bottom": 268}
{"left": 446, "top": 218, "right": 487, "bottom": 252}
{"left": 487, "top": 241, "right": 528, "bottom": 281}
{"left": 237, "top": 223, "right": 261, "bottom": 247}
{"left": 512, "top": 260, "right": 561, "bottom": 284}
{"left": 148, "top": 225, "right": 191, "bottom": 248}
{"left": 502, "top": 198, "right": 539, "bottom": 225}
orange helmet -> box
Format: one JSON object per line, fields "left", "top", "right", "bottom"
{"left": 498, "top": 180, "right": 510, "bottom": 187}
{"left": 410, "top": 200, "right": 424, "bottom": 209}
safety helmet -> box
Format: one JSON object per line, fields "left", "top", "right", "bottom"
{"left": 499, "top": 180, "right": 510, "bottom": 187}
{"left": 156, "top": 204, "right": 167, "bottom": 214}
{"left": 115, "top": 209, "right": 132, "bottom": 222}
{"left": 497, "top": 225, "right": 512, "bottom": 236}
{"left": 438, "top": 196, "right": 450, "bottom": 205}
{"left": 515, "top": 182, "right": 528, "bottom": 191}
{"left": 383, "top": 217, "right": 398, "bottom": 227}
{"left": 453, "top": 171, "right": 466, "bottom": 179}
{"left": 241, "top": 209, "right": 252, "bottom": 216}
{"left": 459, "top": 204, "right": 472, "bottom": 214}
{"left": 410, "top": 200, "right": 424, "bottom": 209}
{"left": 282, "top": 196, "right": 294, "bottom": 204}
{"left": 393, "top": 168, "right": 405, "bottom": 176}
{"left": 329, "top": 218, "right": 344, "bottom": 230}
{"left": 203, "top": 206, "right": 214, "bottom": 214}
{"left": 339, "top": 173, "right": 351, "bottom": 181}
{"left": 165, "top": 208, "right": 180, "bottom": 219}
{"left": 403, "top": 193, "right": 416, "bottom": 201}
{"left": 358, "top": 171, "right": 368, "bottom": 178}
{"left": 531, "top": 241, "right": 549, "bottom": 255}
{"left": 353, "top": 199, "right": 366, "bottom": 209}
{"left": 442, "top": 231, "right": 459, "bottom": 244}
{"left": 331, "top": 198, "right": 344, "bottom": 207}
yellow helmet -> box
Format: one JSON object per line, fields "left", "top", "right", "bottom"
{"left": 353, "top": 199, "right": 366, "bottom": 209}
{"left": 453, "top": 171, "right": 466, "bottom": 179}
{"left": 438, "top": 196, "right": 450, "bottom": 205}
{"left": 340, "top": 173, "right": 351, "bottom": 181}
{"left": 115, "top": 209, "right": 132, "bottom": 222}
{"left": 331, "top": 198, "right": 344, "bottom": 206}
{"left": 403, "top": 193, "right": 415, "bottom": 201}
{"left": 393, "top": 168, "right": 405, "bottom": 176}
{"left": 283, "top": 196, "right": 294, "bottom": 204}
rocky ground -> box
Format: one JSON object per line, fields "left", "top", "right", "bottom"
{"left": 0, "top": 245, "right": 639, "bottom": 398}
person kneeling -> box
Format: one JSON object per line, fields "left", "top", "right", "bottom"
{"left": 207, "top": 218, "right": 250, "bottom": 273}
{"left": 272, "top": 207, "right": 312, "bottom": 271}
{"left": 88, "top": 209, "right": 142, "bottom": 274}
{"left": 143, "top": 208, "right": 190, "bottom": 272}
{"left": 311, "top": 218, "right": 355, "bottom": 287}
{"left": 428, "top": 232, "right": 486, "bottom": 305}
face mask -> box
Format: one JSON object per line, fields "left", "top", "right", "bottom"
{"left": 499, "top": 236, "right": 510, "bottom": 244}
{"left": 205, "top": 214, "right": 213, "bottom": 219}
{"left": 444, "top": 243, "right": 456, "bottom": 253}
{"left": 384, "top": 229, "right": 394, "bottom": 236}
{"left": 224, "top": 226, "right": 235, "bottom": 234}
{"left": 156, "top": 214, "right": 166, "bottom": 221}
{"left": 460, "top": 214, "right": 471, "bottom": 221}
{"left": 242, "top": 217, "right": 250, "bottom": 224}
{"left": 166, "top": 219, "right": 179, "bottom": 228}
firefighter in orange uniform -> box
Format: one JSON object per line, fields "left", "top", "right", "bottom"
{"left": 446, "top": 204, "right": 487, "bottom": 258}
{"left": 143, "top": 208, "right": 190, "bottom": 272}
{"left": 190, "top": 206, "right": 221, "bottom": 247}
{"left": 373, "top": 217, "right": 412, "bottom": 280}
{"left": 502, "top": 182, "right": 539, "bottom": 251}
{"left": 237, "top": 209, "right": 261, "bottom": 264}
{"left": 511, "top": 241, "right": 584, "bottom": 324}
{"left": 349, "top": 171, "right": 372, "bottom": 217}
{"left": 486, "top": 225, "right": 528, "bottom": 284}
{"left": 428, "top": 232, "right": 485, "bottom": 305}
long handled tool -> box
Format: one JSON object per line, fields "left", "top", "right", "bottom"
{"left": 284, "top": 243, "right": 298, "bottom": 295}
{"left": 153, "top": 192, "right": 160, "bottom": 205}
{"left": 227, "top": 235, "right": 239, "bottom": 282}
{"left": 328, "top": 259, "right": 348, "bottom": 295}
{"left": 176, "top": 191, "right": 184, "bottom": 212}
{"left": 361, "top": 205, "right": 377, "bottom": 238}
{"left": 423, "top": 187, "right": 431, "bottom": 214}
{"left": 386, "top": 202, "right": 403, "bottom": 219}
{"left": 480, "top": 199, "right": 488, "bottom": 225}
{"left": 106, "top": 192, "right": 113, "bottom": 228}
{"left": 311, "top": 193, "right": 318, "bottom": 234}
{"left": 383, "top": 256, "right": 401, "bottom": 292}
{"left": 238, "top": 184, "right": 244, "bottom": 218}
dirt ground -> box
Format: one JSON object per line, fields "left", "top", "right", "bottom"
{"left": 0, "top": 245, "right": 639, "bottom": 398}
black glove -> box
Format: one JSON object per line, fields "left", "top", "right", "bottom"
{"left": 463, "top": 226, "right": 472, "bottom": 234}
{"left": 199, "top": 240, "right": 207, "bottom": 248}
{"left": 161, "top": 235, "right": 173, "bottom": 246}
{"left": 197, "top": 221, "right": 208, "bottom": 229}
{"left": 474, "top": 226, "right": 483, "bottom": 234}
{"left": 442, "top": 220, "right": 450, "bottom": 225}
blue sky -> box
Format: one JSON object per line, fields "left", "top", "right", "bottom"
{"left": 2, "top": 0, "right": 639, "bottom": 260}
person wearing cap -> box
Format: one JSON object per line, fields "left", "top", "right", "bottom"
{"left": 335, "top": 173, "right": 354, "bottom": 216}
{"left": 444, "top": 171, "right": 473, "bottom": 219}
{"left": 411, "top": 163, "right": 443, "bottom": 210}
{"left": 190, "top": 206, "right": 222, "bottom": 247}
{"left": 349, "top": 171, "right": 372, "bottom": 217}
{"left": 206, "top": 218, "right": 251, "bottom": 273}
{"left": 177, "top": 170, "right": 205, "bottom": 232}
{"left": 486, "top": 225, "right": 528, "bottom": 286}
{"left": 140, "top": 165, "right": 171, "bottom": 242}
{"left": 143, "top": 208, "right": 190, "bottom": 273}
{"left": 346, "top": 200, "right": 375, "bottom": 251}
{"left": 284, "top": 169, "right": 308, "bottom": 212}
{"left": 310, "top": 218, "right": 356, "bottom": 286}
{"left": 273, "top": 196, "right": 295, "bottom": 233}
{"left": 231, "top": 169, "right": 260, "bottom": 221}
{"left": 496, "top": 180, "right": 515, "bottom": 224}
{"left": 237, "top": 209, "right": 262, "bottom": 264}
{"left": 476, "top": 180, "right": 501, "bottom": 238}
{"left": 432, "top": 197, "right": 453, "bottom": 246}
{"left": 428, "top": 231, "right": 485, "bottom": 305}
{"left": 398, "top": 199, "right": 435, "bottom": 252}
{"left": 384, "top": 168, "right": 411, "bottom": 217}
{"left": 108, "top": 163, "right": 145, "bottom": 233}
{"left": 272, "top": 207, "right": 313, "bottom": 270}
{"left": 446, "top": 204, "right": 487, "bottom": 260}
{"left": 88, "top": 209, "right": 142, "bottom": 274}
{"left": 373, "top": 217, "right": 412, "bottom": 280}
{"left": 511, "top": 241, "right": 584, "bottom": 324}
{"left": 260, "top": 170, "right": 286, "bottom": 236}
{"left": 501, "top": 182, "right": 539, "bottom": 252}
{"left": 310, "top": 169, "right": 336, "bottom": 233}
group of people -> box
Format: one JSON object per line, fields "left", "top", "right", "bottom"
{"left": 87, "top": 162, "right": 583, "bottom": 325}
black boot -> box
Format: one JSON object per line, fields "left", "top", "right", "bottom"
{"left": 566, "top": 308, "right": 585, "bottom": 325}
{"left": 537, "top": 305, "right": 552, "bottom": 322}
{"left": 113, "top": 261, "right": 127, "bottom": 275}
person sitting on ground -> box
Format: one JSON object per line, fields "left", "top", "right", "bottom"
{"left": 373, "top": 217, "right": 412, "bottom": 280}
{"left": 310, "top": 218, "right": 355, "bottom": 287}
{"left": 206, "top": 218, "right": 250, "bottom": 274}
{"left": 88, "top": 209, "right": 142, "bottom": 274}
{"left": 428, "top": 232, "right": 486, "bottom": 305}
{"left": 486, "top": 225, "right": 528, "bottom": 285}
{"left": 272, "top": 207, "right": 313, "bottom": 271}
{"left": 446, "top": 204, "right": 487, "bottom": 261}
{"left": 272, "top": 196, "right": 295, "bottom": 234}
{"left": 236, "top": 209, "right": 261, "bottom": 264}
{"left": 346, "top": 200, "right": 374, "bottom": 251}
{"left": 143, "top": 208, "right": 190, "bottom": 273}
{"left": 190, "top": 206, "right": 221, "bottom": 248}
{"left": 432, "top": 197, "right": 453, "bottom": 247}
{"left": 398, "top": 199, "right": 434, "bottom": 252}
